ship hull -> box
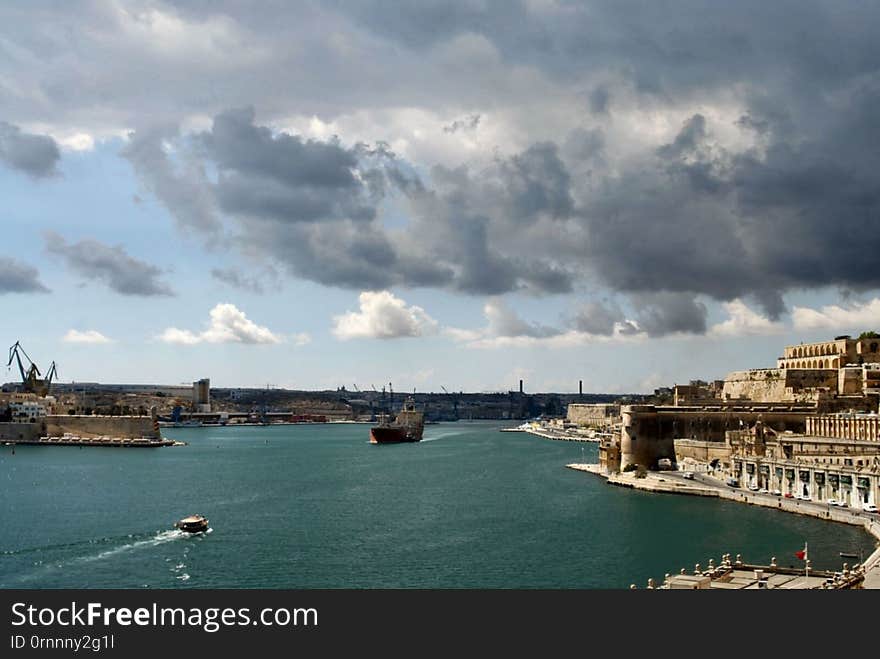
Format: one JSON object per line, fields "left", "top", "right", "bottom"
{"left": 369, "top": 426, "right": 422, "bottom": 444}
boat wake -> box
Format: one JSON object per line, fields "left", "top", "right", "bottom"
{"left": 420, "top": 430, "right": 466, "bottom": 442}
{"left": 80, "top": 529, "right": 188, "bottom": 563}
{"left": 1, "top": 527, "right": 207, "bottom": 586}
{"left": 2, "top": 529, "right": 183, "bottom": 559}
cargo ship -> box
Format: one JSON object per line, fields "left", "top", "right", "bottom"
{"left": 370, "top": 397, "right": 424, "bottom": 444}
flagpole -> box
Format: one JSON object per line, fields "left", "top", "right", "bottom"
{"left": 805, "top": 541, "right": 809, "bottom": 579}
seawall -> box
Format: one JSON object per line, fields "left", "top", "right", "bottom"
{"left": 44, "top": 415, "right": 160, "bottom": 440}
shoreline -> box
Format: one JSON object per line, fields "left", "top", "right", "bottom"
{"left": 501, "top": 426, "right": 602, "bottom": 443}
{"left": 567, "top": 463, "right": 880, "bottom": 588}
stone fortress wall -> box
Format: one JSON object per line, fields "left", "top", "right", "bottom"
{"left": 721, "top": 368, "right": 838, "bottom": 402}
{"left": 44, "top": 415, "right": 160, "bottom": 439}
{"left": 567, "top": 403, "right": 620, "bottom": 427}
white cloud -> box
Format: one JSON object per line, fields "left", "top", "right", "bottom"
{"left": 62, "top": 329, "right": 112, "bottom": 344}
{"left": 332, "top": 291, "right": 438, "bottom": 340}
{"left": 292, "top": 332, "right": 312, "bottom": 346}
{"left": 708, "top": 299, "right": 784, "bottom": 337}
{"left": 792, "top": 298, "right": 880, "bottom": 331}
{"left": 159, "top": 303, "right": 282, "bottom": 345}
{"left": 157, "top": 327, "right": 202, "bottom": 345}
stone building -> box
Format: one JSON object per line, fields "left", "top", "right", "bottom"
{"left": 777, "top": 335, "right": 880, "bottom": 370}
{"left": 604, "top": 334, "right": 880, "bottom": 474}
{"left": 673, "top": 380, "right": 724, "bottom": 405}
{"left": 806, "top": 413, "right": 880, "bottom": 441}
{"left": 566, "top": 403, "right": 620, "bottom": 428}
{"left": 729, "top": 427, "right": 880, "bottom": 509}
{"left": 598, "top": 437, "right": 621, "bottom": 473}
{"left": 618, "top": 403, "right": 813, "bottom": 471}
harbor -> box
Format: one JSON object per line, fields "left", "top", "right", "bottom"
{"left": 3, "top": 422, "right": 872, "bottom": 589}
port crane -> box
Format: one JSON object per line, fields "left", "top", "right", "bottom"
{"left": 6, "top": 341, "right": 57, "bottom": 396}
{"left": 440, "top": 385, "right": 459, "bottom": 420}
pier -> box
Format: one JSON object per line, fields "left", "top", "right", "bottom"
{"left": 502, "top": 423, "right": 604, "bottom": 442}
{"left": 5, "top": 435, "right": 181, "bottom": 447}
{"left": 568, "top": 463, "right": 880, "bottom": 588}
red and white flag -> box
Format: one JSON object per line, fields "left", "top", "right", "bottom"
{"left": 795, "top": 542, "right": 808, "bottom": 560}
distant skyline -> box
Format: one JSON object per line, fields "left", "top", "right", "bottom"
{"left": 2, "top": 2, "right": 880, "bottom": 392}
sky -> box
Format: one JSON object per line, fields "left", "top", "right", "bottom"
{"left": 2, "top": 0, "right": 880, "bottom": 393}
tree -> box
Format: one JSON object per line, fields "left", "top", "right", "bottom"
{"left": 858, "top": 331, "right": 879, "bottom": 339}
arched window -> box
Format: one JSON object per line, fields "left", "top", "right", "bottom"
{"left": 871, "top": 342, "right": 878, "bottom": 354}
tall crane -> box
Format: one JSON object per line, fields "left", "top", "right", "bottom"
{"left": 7, "top": 341, "right": 57, "bottom": 396}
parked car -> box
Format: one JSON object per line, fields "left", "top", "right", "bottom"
{"left": 682, "top": 472, "right": 695, "bottom": 480}
{"left": 827, "top": 498, "right": 839, "bottom": 506}
{"left": 771, "top": 489, "right": 782, "bottom": 496}
{"left": 863, "top": 503, "right": 878, "bottom": 513}
{"left": 726, "top": 478, "right": 739, "bottom": 488}
{"left": 784, "top": 492, "right": 794, "bottom": 499}
{"left": 748, "top": 484, "right": 760, "bottom": 491}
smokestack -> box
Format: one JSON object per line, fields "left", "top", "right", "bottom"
{"left": 519, "top": 379, "right": 523, "bottom": 394}
{"left": 579, "top": 380, "right": 583, "bottom": 396}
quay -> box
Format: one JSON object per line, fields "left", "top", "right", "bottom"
{"left": 5, "top": 435, "right": 182, "bottom": 447}
{"left": 501, "top": 422, "right": 603, "bottom": 442}
{"left": 568, "top": 463, "right": 880, "bottom": 588}
{"left": 652, "top": 553, "right": 865, "bottom": 590}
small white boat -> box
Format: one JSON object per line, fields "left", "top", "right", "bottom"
{"left": 174, "top": 514, "right": 209, "bottom": 533}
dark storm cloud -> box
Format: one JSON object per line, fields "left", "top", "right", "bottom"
{"left": 0, "top": 121, "right": 59, "bottom": 178}
{"left": 0, "top": 257, "right": 50, "bottom": 294}
{"left": 137, "top": 110, "right": 577, "bottom": 295}
{"left": 588, "top": 86, "right": 610, "bottom": 115}
{"left": 122, "top": 124, "right": 222, "bottom": 238}
{"left": 443, "top": 114, "right": 481, "bottom": 134}
{"left": 568, "top": 300, "right": 626, "bottom": 336}
{"left": 8, "top": 1, "right": 879, "bottom": 328}
{"left": 210, "top": 266, "right": 277, "bottom": 294}
{"left": 45, "top": 232, "right": 174, "bottom": 297}
{"left": 198, "top": 107, "right": 384, "bottom": 226}
{"left": 485, "top": 299, "right": 561, "bottom": 339}
{"left": 631, "top": 292, "right": 708, "bottom": 337}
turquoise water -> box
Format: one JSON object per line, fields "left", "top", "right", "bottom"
{"left": 1, "top": 422, "right": 875, "bottom": 588}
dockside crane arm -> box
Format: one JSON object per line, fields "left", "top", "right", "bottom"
{"left": 7, "top": 341, "right": 40, "bottom": 381}
{"left": 45, "top": 361, "right": 58, "bottom": 385}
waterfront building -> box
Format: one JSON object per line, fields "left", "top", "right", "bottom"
{"left": 610, "top": 334, "right": 880, "bottom": 472}
{"left": 806, "top": 413, "right": 880, "bottom": 441}
{"left": 193, "top": 378, "right": 211, "bottom": 413}
{"left": 9, "top": 399, "right": 48, "bottom": 423}
{"left": 728, "top": 425, "right": 880, "bottom": 508}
